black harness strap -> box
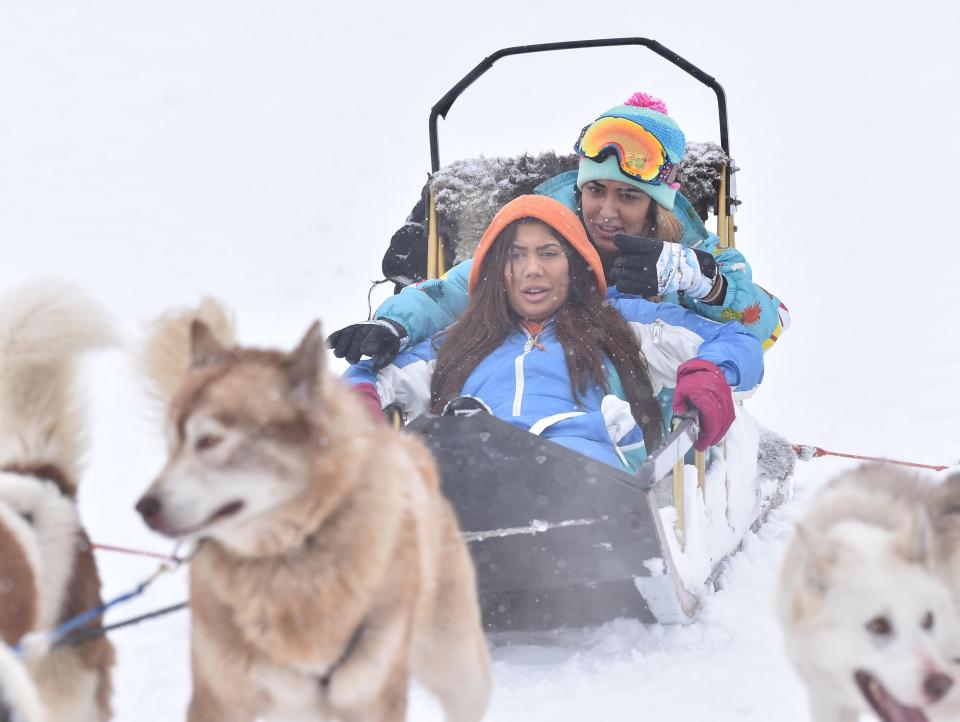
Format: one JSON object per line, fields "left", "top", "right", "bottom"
{"left": 53, "top": 601, "right": 189, "bottom": 648}
{"left": 317, "top": 621, "right": 367, "bottom": 688}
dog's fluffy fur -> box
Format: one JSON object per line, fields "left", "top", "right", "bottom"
{"left": 0, "top": 642, "right": 45, "bottom": 722}
{"left": 136, "top": 303, "right": 491, "bottom": 722}
{"left": 0, "top": 279, "right": 116, "bottom": 722}
{"left": 778, "top": 465, "right": 960, "bottom": 722}
{"left": 0, "top": 486, "right": 44, "bottom": 722}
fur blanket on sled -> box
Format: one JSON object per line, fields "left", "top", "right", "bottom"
{"left": 382, "top": 142, "right": 731, "bottom": 286}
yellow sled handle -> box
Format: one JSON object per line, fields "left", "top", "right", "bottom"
{"left": 717, "top": 162, "right": 736, "bottom": 250}
{"left": 426, "top": 191, "right": 446, "bottom": 280}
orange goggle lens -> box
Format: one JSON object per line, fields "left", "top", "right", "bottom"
{"left": 575, "top": 116, "right": 675, "bottom": 184}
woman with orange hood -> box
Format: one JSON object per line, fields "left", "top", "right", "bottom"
{"left": 344, "top": 196, "right": 763, "bottom": 469}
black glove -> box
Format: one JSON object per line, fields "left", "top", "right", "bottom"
{"left": 326, "top": 319, "right": 407, "bottom": 370}
{"left": 608, "top": 235, "right": 663, "bottom": 297}
{"left": 609, "top": 234, "right": 719, "bottom": 300}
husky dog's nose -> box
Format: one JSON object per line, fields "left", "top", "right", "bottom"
{"left": 924, "top": 671, "right": 953, "bottom": 702}
{"left": 136, "top": 494, "right": 163, "bottom": 521}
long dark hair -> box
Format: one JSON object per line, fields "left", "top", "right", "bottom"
{"left": 430, "top": 218, "right": 663, "bottom": 450}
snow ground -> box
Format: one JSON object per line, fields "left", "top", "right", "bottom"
{"left": 1, "top": 0, "right": 959, "bottom": 720}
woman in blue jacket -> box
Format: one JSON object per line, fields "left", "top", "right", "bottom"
{"left": 330, "top": 91, "right": 789, "bottom": 372}
{"left": 344, "top": 195, "right": 763, "bottom": 471}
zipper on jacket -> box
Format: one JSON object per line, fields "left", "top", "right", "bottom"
{"left": 513, "top": 322, "right": 548, "bottom": 416}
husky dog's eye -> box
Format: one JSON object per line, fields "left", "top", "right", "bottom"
{"left": 866, "top": 616, "right": 893, "bottom": 636}
{"left": 19, "top": 511, "right": 33, "bottom": 526}
{"left": 195, "top": 434, "right": 223, "bottom": 451}
{"left": 922, "top": 611, "right": 935, "bottom": 631}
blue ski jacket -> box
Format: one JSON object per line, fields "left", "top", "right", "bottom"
{"left": 345, "top": 299, "right": 763, "bottom": 471}
{"left": 375, "top": 173, "right": 789, "bottom": 352}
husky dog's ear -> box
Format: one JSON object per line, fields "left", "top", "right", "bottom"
{"left": 897, "top": 506, "right": 934, "bottom": 567}
{"left": 286, "top": 321, "right": 325, "bottom": 405}
{"left": 190, "top": 320, "right": 228, "bottom": 369}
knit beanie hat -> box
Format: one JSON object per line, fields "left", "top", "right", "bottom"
{"left": 469, "top": 195, "right": 606, "bottom": 295}
{"left": 575, "top": 92, "right": 686, "bottom": 210}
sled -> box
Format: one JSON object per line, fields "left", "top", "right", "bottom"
{"left": 385, "top": 39, "right": 793, "bottom": 631}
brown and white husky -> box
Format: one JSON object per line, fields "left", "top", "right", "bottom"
{"left": 136, "top": 302, "right": 491, "bottom": 722}
{"left": 0, "top": 279, "right": 116, "bottom": 721}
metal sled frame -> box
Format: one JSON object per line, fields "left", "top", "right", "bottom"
{"left": 425, "top": 37, "right": 739, "bottom": 268}
{"left": 407, "top": 412, "right": 702, "bottom": 631}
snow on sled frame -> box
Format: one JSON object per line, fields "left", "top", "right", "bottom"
{"left": 421, "top": 37, "right": 741, "bottom": 281}
{"left": 405, "top": 410, "right": 707, "bottom": 631}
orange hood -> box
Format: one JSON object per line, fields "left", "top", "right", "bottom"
{"left": 468, "top": 195, "right": 606, "bottom": 295}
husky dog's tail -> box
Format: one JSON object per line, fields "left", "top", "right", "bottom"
{"left": 140, "top": 297, "right": 235, "bottom": 405}
{"left": 0, "top": 643, "right": 45, "bottom": 722}
{"left": 0, "top": 279, "right": 115, "bottom": 491}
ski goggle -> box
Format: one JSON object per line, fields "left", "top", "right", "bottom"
{"left": 574, "top": 116, "right": 679, "bottom": 185}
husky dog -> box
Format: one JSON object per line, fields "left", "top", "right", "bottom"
{"left": 778, "top": 465, "right": 958, "bottom": 722}
{"left": 136, "top": 304, "right": 491, "bottom": 722}
{"left": 0, "top": 280, "right": 116, "bottom": 722}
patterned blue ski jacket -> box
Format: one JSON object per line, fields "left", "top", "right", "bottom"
{"left": 345, "top": 299, "right": 762, "bottom": 471}
{"left": 375, "top": 173, "right": 789, "bottom": 352}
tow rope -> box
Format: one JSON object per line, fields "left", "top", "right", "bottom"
{"left": 793, "top": 444, "right": 949, "bottom": 472}
{"left": 92, "top": 543, "right": 180, "bottom": 561}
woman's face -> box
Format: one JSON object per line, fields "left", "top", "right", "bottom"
{"left": 580, "top": 179, "right": 653, "bottom": 256}
{"left": 503, "top": 222, "right": 570, "bottom": 322}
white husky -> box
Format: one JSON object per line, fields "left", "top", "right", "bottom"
{"left": 777, "top": 465, "right": 958, "bottom": 722}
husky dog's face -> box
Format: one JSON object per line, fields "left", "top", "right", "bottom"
{"left": 791, "top": 517, "right": 957, "bottom": 721}
{"left": 136, "top": 321, "right": 326, "bottom": 545}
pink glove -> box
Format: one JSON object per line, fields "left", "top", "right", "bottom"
{"left": 352, "top": 382, "right": 386, "bottom": 424}
{"left": 672, "top": 359, "right": 735, "bottom": 451}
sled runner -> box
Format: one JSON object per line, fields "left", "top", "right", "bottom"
{"left": 380, "top": 39, "right": 793, "bottom": 631}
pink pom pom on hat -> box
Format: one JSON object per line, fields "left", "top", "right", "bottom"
{"left": 624, "top": 91, "right": 669, "bottom": 115}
